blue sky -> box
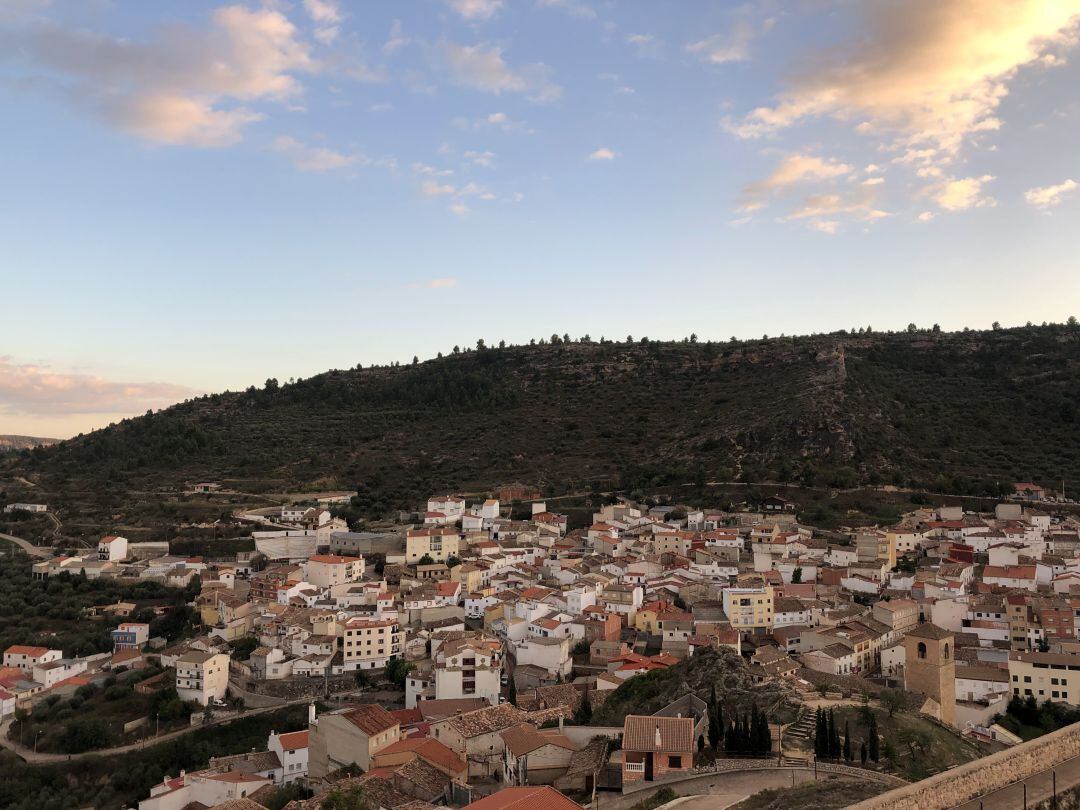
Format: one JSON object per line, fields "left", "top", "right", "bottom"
{"left": 2, "top": 0, "right": 1080, "bottom": 437}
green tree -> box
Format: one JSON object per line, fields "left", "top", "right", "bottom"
{"left": 417, "top": 554, "right": 435, "bottom": 566}
{"left": 879, "top": 689, "right": 908, "bottom": 717}
{"left": 791, "top": 567, "right": 803, "bottom": 584}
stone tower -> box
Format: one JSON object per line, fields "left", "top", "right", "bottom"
{"left": 903, "top": 622, "right": 956, "bottom": 727}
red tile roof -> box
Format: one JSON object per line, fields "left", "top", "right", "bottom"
{"left": 464, "top": 786, "right": 583, "bottom": 810}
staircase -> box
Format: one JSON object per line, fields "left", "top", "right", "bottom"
{"left": 785, "top": 708, "right": 816, "bottom": 741}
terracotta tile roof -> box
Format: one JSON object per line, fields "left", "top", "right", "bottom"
{"left": 442, "top": 703, "right": 527, "bottom": 738}
{"left": 342, "top": 704, "right": 399, "bottom": 736}
{"left": 277, "top": 730, "right": 309, "bottom": 750}
{"left": 4, "top": 645, "right": 50, "bottom": 657}
{"left": 500, "top": 723, "right": 577, "bottom": 757}
{"left": 464, "top": 786, "right": 583, "bottom": 810}
{"left": 621, "top": 715, "right": 694, "bottom": 754}
{"left": 376, "top": 737, "right": 467, "bottom": 775}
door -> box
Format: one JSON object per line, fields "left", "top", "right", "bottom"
{"left": 645, "top": 753, "right": 654, "bottom": 781}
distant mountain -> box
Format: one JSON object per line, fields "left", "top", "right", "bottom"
{"left": 7, "top": 325, "right": 1080, "bottom": 518}
{"left": 0, "top": 435, "right": 58, "bottom": 453}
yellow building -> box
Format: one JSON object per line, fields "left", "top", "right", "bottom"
{"left": 1009, "top": 651, "right": 1080, "bottom": 706}
{"left": 722, "top": 585, "right": 774, "bottom": 634}
{"left": 406, "top": 528, "right": 462, "bottom": 563}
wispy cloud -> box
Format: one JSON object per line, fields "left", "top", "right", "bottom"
{"left": 0, "top": 356, "right": 194, "bottom": 416}
{"left": 726, "top": 1, "right": 1080, "bottom": 170}
{"left": 303, "top": 0, "right": 342, "bottom": 44}
{"left": 452, "top": 111, "right": 530, "bottom": 133}
{"left": 13, "top": 5, "right": 316, "bottom": 147}
{"left": 536, "top": 0, "right": 596, "bottom": 20}
{"left": 272, "top": 135, "right": 362, "bottom": 172}
{"left": 441, "top": 41, "right": 561, "bottom": 102}
{"left": 587, "top": 147, "right": 617, "bottom": 161}
{"left": 739, "top": 153, "right": 852, "bottom": 213}
{"left": 686, "top": 7, "right": 775, "bottom": 65}
{"left": 1025, "top": 178, "right": 1078, "bottom": 209}
{"left": 626, "top": 33, "right": 661, "bottom": 58}
{"left": 932, "top": 175, "right": 996, "bottom": 211}
{"left": 409, "top": 277, "right": 459, "bottom": 289}
{"left": 445, "top": 0, "right": 503, "bottom": 21}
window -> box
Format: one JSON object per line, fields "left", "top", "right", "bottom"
{"left": 669, "top": 756, "right": 682, "bottom": 768}
{"left": 917, "top": 642, "right": 927, "bottom": 660}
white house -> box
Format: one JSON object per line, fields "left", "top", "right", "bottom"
{"left": 176, "top": 651, "right": 229, "bottom": 705}
{"left": 98, "top": 535, "right": 129, "bottom": 561}
{"left": 3, "top": 645, "right": 62, "bottom": 672}
{"left": 268, "top": 728, "right": 309, "bottom": 783}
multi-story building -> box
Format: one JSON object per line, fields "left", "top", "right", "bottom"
{"left": 434, "top": 636, "right": 503, "bottom": 705}
{"left": 112, "top": 622, "right": 150, "bottom": 651}
{"left": 3, "top": 645, "right": 62, "bottom": 672}
{"left": 722, "top": 585, "right": 774, "bottom": 634}
{"left": 872, "top": 599, "right": 919, "bottom": 632}
{"left": 305, "top": 554, "right": 364, "bottom": 588}
{"left": 1009, "top": 651, "right": 1080, "bottom": 706}
{"left": 406, "top": 528, "right": 462, "bottom": 564}
{"left": 98, "top": 535, "right": 128, "bottom": 562}
{"left": 308, "top": 704, "right": 401, "bottom": 777}
{"left": 342, "top": 618, "right": 403, "bottom": 670}
{"left": 268, "top": 729, "right": 309, "bottom": 784}
{"left": 176, "top": 651, "right": 229, "bottom": 706}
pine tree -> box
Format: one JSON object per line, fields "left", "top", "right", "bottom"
{"left": 843, "top": 721, "right": 852, "bottom": 761}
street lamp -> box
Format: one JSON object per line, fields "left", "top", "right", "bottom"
{"left": 34, "top": 729, "right": 43, "bottom": 755}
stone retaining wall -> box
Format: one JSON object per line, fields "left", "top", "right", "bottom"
{"left": 621, "top": 758, "right": 906, "bottom": 795}
{"left": 849, "top": 723, "right": 1080, "bottom": 809}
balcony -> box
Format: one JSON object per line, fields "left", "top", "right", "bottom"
{"left": 624, "top": 762, "right": 645, "bottom": 773}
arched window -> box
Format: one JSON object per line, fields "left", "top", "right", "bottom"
{"left": 943, "top": 643, "right": 950, "bottom": 660}
{"left": 917, "top": 642, "right": 927, "bottom": 659}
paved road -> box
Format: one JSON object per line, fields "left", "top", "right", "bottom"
{"left": 0, "top": 703, "right": 295, "bottom": 763}
{"left": 0, "top": 531, "right": 53, "bottom": 558}
{"left": 955, "top": 754, "right": 1080, "bottom": 810}
{"left": 594, "top": 769, "right": 819, "bottom": 810}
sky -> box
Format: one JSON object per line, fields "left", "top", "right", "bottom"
{"left": 2, "top": 0, "right": 1080, "bottom": 438}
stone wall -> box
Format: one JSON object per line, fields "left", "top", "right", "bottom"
{"left": 849, "top": 723, "right": 1080, "bottom": 809}
{"left": 797, "top": 667, "right": 884, "bottom": 698}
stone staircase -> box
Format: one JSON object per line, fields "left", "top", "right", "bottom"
{"left": 785, "top": 708, "right": 816, "bottom": 741}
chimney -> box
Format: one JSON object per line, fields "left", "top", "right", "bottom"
{"left": 655, "top": 724, "right": 662, "bottom": 748}
{"left": 309, "top": 702, "right": 317, "bottom": 725}
{"left": 558, "top": 714, "right": 564, "bottom": 732}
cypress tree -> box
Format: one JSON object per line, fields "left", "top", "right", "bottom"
{"left": 868, "top": 715, "right": 880, "bottom": 762}
{"left": 708, "top": 686, "right": 721, "bottom": 749}
{"left": 860, "top": 740, "right": 868, "bottom": 766}
{"left": 828, "top": 709, "right": 840, "bottom": 759}
{"left": 814, "top": 708, "right": 826, "bottom": 758}
{"left": 843, "top": 721, "right": 852, "bottom": 761}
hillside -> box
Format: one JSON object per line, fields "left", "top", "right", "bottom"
{"left": 5, "top": 325, "right": 1080, "bottom": 524}
{"left": 591, "top": 646, "right": 796, "bottom": 725}
{"left": 0, "top": 435, "right": 58, "bottom": 454}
